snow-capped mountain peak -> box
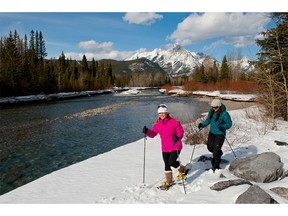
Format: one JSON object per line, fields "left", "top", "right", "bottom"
{"left": 125, "top": 44, "right": 206, "bottom": 77}
{"left": 229, "top": 57, "right": 255, "bottom": 72}
{"left": 125, "top": 44, "right": 254, "bottom": 77}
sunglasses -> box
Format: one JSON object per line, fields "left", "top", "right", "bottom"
{"left": 158, "top": 104, "right": 167, "bottom": 108}
{"left": 212, "top": 106, "right": 219, "bottom": 109}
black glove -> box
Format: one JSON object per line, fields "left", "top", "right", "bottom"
{"left": 198, "top": 123, "right": 203, "bottom": 130}
{"left": 143, "top": 126, "right": 148, "bottom": 134}
{"left": 172, "top": 135, "right": 179, "bottom": 143}
{"left": 218, "top": 125, "right": 225, "bottom": 133}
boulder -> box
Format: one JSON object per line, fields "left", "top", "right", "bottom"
{"left": 229, "top": 152, "right": 283, "bottom": 183}
{"left": 270, "top": 187, "right": 288, "bottom": 200}
{"left": 280, "top": 170, "right": 288, "bottom": 180}
{"left": 210, "top": 178, "right": 252, "bottom": 191}
{"left": 236, "top": 185, "right": 277, "bottom": 204}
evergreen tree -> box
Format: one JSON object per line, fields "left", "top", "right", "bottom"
{"left": 81, "top": 54, "right": 89, "bottom": 72}
{"left": 39, "top": 31, "right": 47, "bottom": 60}
{"left": 106, "top": 63, "right": 113, "bottom": 87}
{"left": 58, "top": 51, "right": 66, "bottom": 90}
{"left": 219, "top": 55, "right": 230, "bottom": 80}
{"left": 35, "top": 31, "right": 40, "bottom": 60}
{"left": 81, "top": 54, "right": 89, "bottom": 89}
{"left": 192, "top": 67, "right": 202, "bottom": 82}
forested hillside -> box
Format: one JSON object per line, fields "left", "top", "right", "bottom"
{"left": 0, "top": 30, "right": 168, "bottom": 97}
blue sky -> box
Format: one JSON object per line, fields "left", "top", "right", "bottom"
{"left": 0, "top": 1, "right": 284, "bottom": 62}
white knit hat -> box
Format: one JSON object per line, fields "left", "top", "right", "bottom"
{"left": 157, "top": 104, "right": 169, "bottom": 113}
{"left": 211, "top": 99, "right": 221, "bottom": 107}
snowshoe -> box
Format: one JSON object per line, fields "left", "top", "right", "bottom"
{"left": 205, "top": 167, "right": 221, "bottom": 173}
{"left": 157, "top": 181, "right": 175, "bottom": 191}
{"left": 176, "top": 172, "right": 186, "bottom": 181}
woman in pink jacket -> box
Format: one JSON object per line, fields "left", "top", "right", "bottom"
{"left": 143, "top": 104, "right": 186, "bottom": 190}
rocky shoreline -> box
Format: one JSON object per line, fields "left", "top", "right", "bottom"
{"left": 192, "top": 96, "right": 258, "bottom": 110}
{"left": 0, "top": 87, "right": 257, "bottom": 110}
{"left": 0, "top": 89, "right": 119, "bottom": 107}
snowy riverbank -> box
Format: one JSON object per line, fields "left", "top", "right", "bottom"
{"left": 0, "top": 89, "right": 116, "bottom": 106}
{"left": 1, "top": 104, "right": 288, "bottom": 207}
{"left": 1, "top": 90, "right": 287, "bottom": 215}
{"left": 1, "top": 87, "right": 256, "bottom": 107}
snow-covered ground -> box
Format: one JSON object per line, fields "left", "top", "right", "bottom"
{"left": 161, "top": 88, "right": 257, "bottom": 102}
{"left": 1, "top": 92, "right": 287, "bottom": 215}
{"left": 119, "top": 88, "right": 142, "bottom": 95}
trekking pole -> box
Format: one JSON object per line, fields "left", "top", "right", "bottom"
{"left": 224, "top": 135, "right": 237, "bottom": 159}
{"left": 188, "top": 129, "right": 202, "bottom": 163}
{"left": 143, "top": 134, "right": 147, "bottom": 184}
{"left": 174, "top": 139, "right": 187, "bottom": 195}
{"left": 189, "top": 144, "right": 196, "bottom": 163}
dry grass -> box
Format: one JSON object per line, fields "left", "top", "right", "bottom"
{"left": 182, "top": 116, "right": 209, "bottom": 146}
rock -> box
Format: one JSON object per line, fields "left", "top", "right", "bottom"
{"left": 280, "top": 170, "right": 288, "bottom": 180}
{"left": 236, "top": 185, "right": 277, "bottom": 204}
{"left": 270, "top": 187, "right": 288, "bottom": 200}
{"left": 2, "top": 163, "right": 26, "bottom": 184}
{"left": 274, "top": 140, "right": 288, "bottom": 146}
{"left": 229, "top": 152, "right": 283, "bottom": 183}
{"left": 219, "top": 173, "right": 226, "bottom": 178}
{"left": 210, "top": 178, "right": 252, "bottom": 191}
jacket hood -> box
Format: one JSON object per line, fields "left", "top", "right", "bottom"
{"left": 220, "top": 103, "right": 227, "bottom": 112}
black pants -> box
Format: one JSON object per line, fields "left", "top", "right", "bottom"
{"left": 207, "top": 132, "right": 225, "bottom": 169}
{"left": 162, "top": 151, "right": 180, "bottom": 171}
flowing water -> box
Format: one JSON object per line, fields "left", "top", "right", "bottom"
{"left": 0, "top": 89, "right": 210, "bottom": 195}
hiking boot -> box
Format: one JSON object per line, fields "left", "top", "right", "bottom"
{"left": 212, "top": 164, "right": 221, "bottom": 172}
{"left": 164, "top": 171, "right": 173, "bottom": 183}
{"left": 160, "top": 171, "right": 173, "bottom": 190}
{"left": 177, "top": 172, "right": 185, "bottom": 181}
{"left": 176, "top": 165, "right": 186, "bottom": 181}
{"left": 162, "top": 181, "right": 172, "bottom": 189}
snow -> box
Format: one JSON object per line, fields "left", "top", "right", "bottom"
{"left": 160, "top": 88, "right": 256, "bottom": 102}
{"left": 0, "top": 90, "right": 114, "bottom": 104}
{"left": 192, "top": 90, "right": 256, "bottom": 101}
{"left": 125, "top": 44, "right": 255, "bottom": 77}
{"left": 120, "top": 89, "right": 141, "bottom": 95}
{"left": 1, "top": 93, "right": 288, "bottom": 215}
{"left": 126, "top": 44, "right": 202, "bottom": 76}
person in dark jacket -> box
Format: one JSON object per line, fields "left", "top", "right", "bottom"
{"left": 198, "top": 99, "right": 232, "bottom": 171}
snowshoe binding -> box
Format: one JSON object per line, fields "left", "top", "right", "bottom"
{"left": 157, "top": 180, "right": 175, "bottom": 191}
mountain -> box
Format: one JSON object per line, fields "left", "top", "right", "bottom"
{"left": 125, "top": 44, "right": 208, "bottom": 77}
{"left": 229, "top": 57, "right": 255, "bottom": 72}
{"left": 99, "top": 58, "right": 166, "bottom": 75}
{"left": 98, "top": 45, "right": 255, "bottom": 79}
{"left": 125, "top": 44, "right": 255, "bottom": 77}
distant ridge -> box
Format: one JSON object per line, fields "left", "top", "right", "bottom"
{"left": 125, "top": 44, "right": 254, "bottom": 77}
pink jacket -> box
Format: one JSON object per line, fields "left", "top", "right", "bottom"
{"left": 146, "top": 117, "right": 184, "bottom": 152}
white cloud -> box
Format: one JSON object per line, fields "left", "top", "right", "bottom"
{"left": 204, "top": 35, "right": 256, "bottom": 50}
{"left": 65, "top": 40, "right": 135, "bottom": 60}
{"left": 169, "top": 12, "right": 271, "bottom": 48}
{"left": 78, "top": 40, "right": 114, "bottom": 52}
{"left": 123, "top": 12, "right": 163, "bottom": 25}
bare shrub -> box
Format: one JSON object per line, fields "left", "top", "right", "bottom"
{"left": 225, "top": 124, "right": 251, "bottom": 148}
{"left": 244, "top": 105, "right": 277, "bottom": 134}
{"left": 160, "top": 84, "right": 173, "bottom": 93}
{"left": 182, "top": 117, "right": 209, "bottom": 145}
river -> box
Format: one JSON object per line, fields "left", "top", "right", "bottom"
{"left": 0, "top": 89, "right": 210, "bottom": 195}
